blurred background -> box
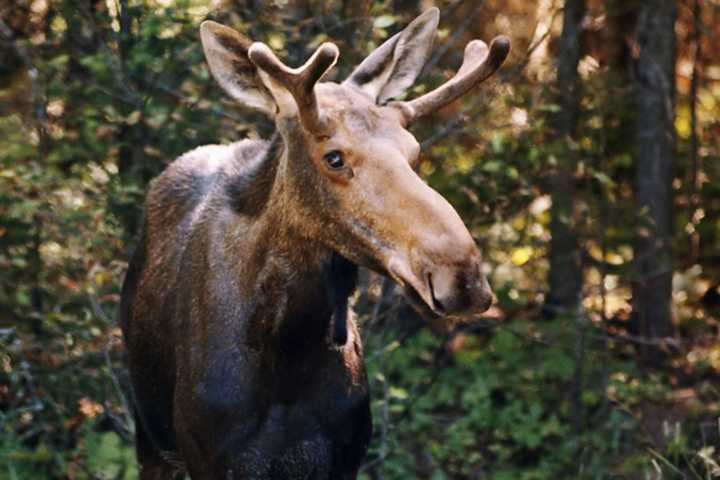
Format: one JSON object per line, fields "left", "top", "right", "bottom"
{"left": 1, "top": 0, "right": 719, "bottom": 478}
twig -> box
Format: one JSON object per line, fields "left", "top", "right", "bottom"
{"left": 371, "top": 277, "right": 397, "bottom": 325}
{"left": 688, "top": 0, "right": 703, "bottom": 264}
{"left": 103, "top": 335, "right": 135, "bottom": 439}
{"left": 87, "top": 289, "right": 134, "bottom": 437}
{"left": 418, "top": 6, "right": 562, "bottom": 152}
{"left": 423, "top": 2, "right": 485, "bottom": 75}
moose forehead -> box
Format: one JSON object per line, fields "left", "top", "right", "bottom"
{"left": 314, "top": 82, "right": 419, "bottom": 157}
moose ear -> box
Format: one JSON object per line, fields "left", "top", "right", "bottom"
{"left": 344, "top": 8, "right": 439, "bottom": 104}
{"left": 200, "top": 21, "right": 277, "bottom": 115}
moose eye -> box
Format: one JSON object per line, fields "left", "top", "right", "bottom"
{"left": 323, "top": 150, "right": 345, "bottom": 170}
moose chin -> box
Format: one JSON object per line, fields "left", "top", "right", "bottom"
{"left": 120, "top": 7, "right": 509, "bottom": 479}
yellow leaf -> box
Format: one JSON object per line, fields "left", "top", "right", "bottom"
{"left": 126, "top": 110, "right": 142, "bottom": 125}
{"left": 510, "top": 247, "right": 532, "bottom": 266}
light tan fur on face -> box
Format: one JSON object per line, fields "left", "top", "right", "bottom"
{"left": 292, "top": 82, "right": 483, "bottom": 315}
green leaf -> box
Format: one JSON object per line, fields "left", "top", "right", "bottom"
{"left": 482, "top": 161, "right": 503, "bottom": 173}
{"left": 389, "top": 387, "right": 408, "bottom": 400}
{"left": 374, "top": 15, "right": 396, "bottom": 29}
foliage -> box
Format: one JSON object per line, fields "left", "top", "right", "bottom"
{"left": 1, "top": 0, "right": 719, "bottom": 479}
{"left": 360, "top": 313, "right": 719, "bottom": 479}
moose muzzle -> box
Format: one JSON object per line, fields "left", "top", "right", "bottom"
{"left": 380, "top": 174, "right": 494, "bottom": 319}
{"left": 427, "top": 256, "right": 493, "bottom": 316}
{"left": 388, "top": 226, "right": 494, "bottom": 319}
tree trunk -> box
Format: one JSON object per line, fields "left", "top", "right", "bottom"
{"left": 630, "top": 0, "right": 676, "bottom": 358}
{"left": 545, "top": 0, "right": 586, "bottom": 318}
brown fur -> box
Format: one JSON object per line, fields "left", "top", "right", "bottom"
{"left": 122, "top": 10, "right": 504, "bottom": 479}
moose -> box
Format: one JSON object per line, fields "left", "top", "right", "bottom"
{"left": 120, "top": 7, "right": 509, "bottom": 479}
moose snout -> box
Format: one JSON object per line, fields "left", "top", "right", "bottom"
{"left": 428, "top": 259, "right": 493, "bottom": 316}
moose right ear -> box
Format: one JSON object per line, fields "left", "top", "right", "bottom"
{"left": 200, "top": 21, "right": 277, "bottom": 115}
{"left": 343, "top": 8, "right": 439, "bottom": 105}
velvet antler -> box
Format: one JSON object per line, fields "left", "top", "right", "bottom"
{"left": 248, "top": 42, "right": 339, "bottom": 134}
{"left": 389, "top": 36, "right": 510, "bottom": 125}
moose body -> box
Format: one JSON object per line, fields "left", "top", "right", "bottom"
{"left": 122, "top": 138, "right": 371, "bottom": 478}
{"left": 121, "top": 8, "right": 508, "bottom": 479}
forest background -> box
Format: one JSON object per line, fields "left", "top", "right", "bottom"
{"left": 1, "top": 0, "right": 719, "bottom": 478}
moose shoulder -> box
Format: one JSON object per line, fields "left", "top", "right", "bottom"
{"left": 120, "top": 8, "right": 509, "bottom": 479}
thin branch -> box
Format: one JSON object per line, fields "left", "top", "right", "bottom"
{"left": 423, "top": 2, "right": 485, "bottom": 75}
{"left": 104, "top": 334, "right": 135, "bottom": 439}
{"left": 418, "top": 7, "right": 562, "bottom": 152}
{"left": 688, "top": 0, "right": 703, "bottom": 264}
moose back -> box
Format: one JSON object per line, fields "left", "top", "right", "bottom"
{"left": 120, "top": 8, "right": 509, "bottom": 479}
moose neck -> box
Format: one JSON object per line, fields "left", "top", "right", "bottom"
{"left": 237, "top": 124, "right": 357, "bottom": 350}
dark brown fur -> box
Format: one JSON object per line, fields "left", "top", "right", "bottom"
{"left": 122, "top": 135, "right": 371, "bottom": 479}
{"left": 121, "top": 10, "right": 504, "bottom": 479}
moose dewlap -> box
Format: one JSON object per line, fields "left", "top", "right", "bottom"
{"left": 120, "top": 8, "right": 509, "bottom": 479}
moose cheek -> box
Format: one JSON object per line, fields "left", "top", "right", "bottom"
{"left": 324, "top": 166, "right": 354, "bottom": 184}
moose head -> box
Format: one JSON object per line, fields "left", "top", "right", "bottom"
{"left": 200, "top": 8, "right": 509, "bottom": 320}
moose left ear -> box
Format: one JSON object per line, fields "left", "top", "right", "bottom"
{"left": 344, "top": 8, "right": 439, "bottom": 104}
{"left": 200, "top": 21, "right": 277, "bottom": 115}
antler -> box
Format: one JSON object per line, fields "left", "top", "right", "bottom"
{"left": 389, "top": 36, "right": 510, "bottom": 125}
{"left": 248, "top": 42, "right": 339, "bottom": 134}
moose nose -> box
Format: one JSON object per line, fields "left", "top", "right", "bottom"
{"left": 428, "top": 260, "right": 493, "bottom": 316}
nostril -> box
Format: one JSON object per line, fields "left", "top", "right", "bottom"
{"left": 427, "top": 273, "right": 446, "bottom": 314}
{"left": 476, "top": 274, "right": 494, "bottom": 312}
{"left": 479, "top": 288, "right": 493, "bottom": 312}
{"left": 427, "top": 264, "right": 492, "bottom": 316}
